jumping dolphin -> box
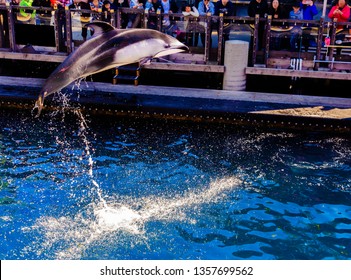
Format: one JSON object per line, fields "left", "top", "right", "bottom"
{"left": 33, "top": 22, "right": 188, "bottom": 116}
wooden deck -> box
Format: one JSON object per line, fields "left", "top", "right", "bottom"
{"left": 1, "top": 76, "right": 350, "bottom": 133}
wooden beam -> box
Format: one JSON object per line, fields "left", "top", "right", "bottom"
{"left": 143, "top": 62, "right": 225, "bottom": 73}
{"left": 245, "top": 67, "right": 351, "bottom": 80}
{"left": 0, "top": 51, "right": 66, "bottom": 62}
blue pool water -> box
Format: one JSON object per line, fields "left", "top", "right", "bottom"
{"left": 0, "top": 107, "right": 350, "bottom": 260}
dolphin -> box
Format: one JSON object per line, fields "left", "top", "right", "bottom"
{"left": 33, "top": 22, "right": 188, "bottom": 117}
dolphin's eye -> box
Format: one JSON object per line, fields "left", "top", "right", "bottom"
{"left": 165, "top": 44, "right": 171, "bottom": 48}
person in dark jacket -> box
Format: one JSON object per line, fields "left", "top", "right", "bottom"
{"left": 112, "top": 0, "right": 129, "bottom": 28}
{"left": 214, "top": 0, "right": 236, "bottom": 41}
{"left": 248, "top": 0, "right": 268, "bottom": 49}
{"left": 267, "top": 0, "right": 287, "bottom": 50}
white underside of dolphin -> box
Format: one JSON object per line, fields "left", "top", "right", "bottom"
{"left": 33, "top": 22, "right": 188, "bottom": 117}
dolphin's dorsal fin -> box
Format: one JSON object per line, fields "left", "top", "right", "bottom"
{"left": 85, "top": 21, "right": 115, "bottom": 36}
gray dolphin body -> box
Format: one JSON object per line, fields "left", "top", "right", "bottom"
{"left": 34, "top": 22, "right": 188, "bottom": 116}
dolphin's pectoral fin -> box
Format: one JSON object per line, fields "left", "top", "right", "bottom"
{"left": 85, "top": 21, "right": 115, "bottom": 37}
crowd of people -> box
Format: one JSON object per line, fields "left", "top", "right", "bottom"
{"left": 1, "top": 0, "right": 351, "bottom": 51}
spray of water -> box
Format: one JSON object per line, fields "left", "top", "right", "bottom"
{"left": 28, "top": 176, "right": 241, "bottom": 259}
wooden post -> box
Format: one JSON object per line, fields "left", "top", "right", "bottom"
{"left": 140, "top": 11, "right": 145, "bottom": 28}
{"left": 204, "top": 15, "right": 211, "bottom": 63}
{"left": 116, "top": 8, "right": 121, "bottom": 29}
{"left": 110, "top": 9, "right": 116, "bottom": 28}
{"left": 53, "top": 7, "right": 60, "bottom": 52}
{"left": 143, "top": 9, "right": 148, "bottom": 29}
{"left": 157, "top": 9, "right": 162, "bottom": 32}
{"left": 264, "top": 15, "right": 272, "bottom": 67}
{"left": 328, "top": 18, "right": 337, "bottom": 64}
{"left": 314, "top": 17, "right": 324, "bottom": 70}
{"left": 252, "top": 14, "right": 259, "bottom": 66}
{"left": 65, "top": 7, "right": 72, "bottom": 54}
{"left": 217, "top": 13, "right": 224, "bottom": 65}
{"left": 6, "top": 3, "right": 16, "bottom": 51}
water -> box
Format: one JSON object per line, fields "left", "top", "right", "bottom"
{"left": 0, "top": 106, "right": 351, "bottom": 260}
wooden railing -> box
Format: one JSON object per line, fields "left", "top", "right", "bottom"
{"left": 1, "top": 4, "right": 351, "bottom": 72}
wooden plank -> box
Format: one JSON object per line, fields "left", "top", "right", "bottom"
{"left": 169, "top": 53, "right": 205, "bottom": 62}
{"left": 245, "top": 67, "right": 351, "bottom": 80}
{"left": 143, "top": 62, "right": 225, "bottom": 73}
{"left": 267, "top": 58, "right": 315, "bottom": 69}
{"left": 1, "top": 76, "right": 351, "bottom": 110}
{"left": 0, "top": 51, "right": 66, "bottom": 62}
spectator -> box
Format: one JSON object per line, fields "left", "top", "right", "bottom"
{"left": 268, "top": 0, "right": 286, "bottom": 50}
{"left": 248, "top": 0, "right": 268, "bottom": 18}
{"left": 248, "top": 0, "right": 268, "bottom": 49}
{"left": 214, "top": 0, "right": 236, "bottom": 41}
{"left": 289, "top": 1, "right": 303, "bottom": 51}
{"left": 198, "top": 0, "right": 215, "bottom": 46}
{"left": 144, "top": 0, "right": 163, "bottom": 29}
{"left": 300, "top": 0, "right": 318, "bottom": 51}
{"left": 198, "top": 0, "right": 214, "bottom": 16}
{"left": 328, "top": 0, "right": 350, "bottom": 31}
{"left": 69, "top": 0, "right": 92, "bottom": 41}
{"left": 160, "top": 0, "right": 179, "bottom": 28}
{"left": 33, "top": 0, "right": 52, "bottom": 25}
{"left": 102, "top": 0, "right": 112, "bottom": 23}
{"left": 128, "top": 0, "right": 143, "bottom": 28}
{"left": 17, "top": 0, "right": 36, "bottom": 23}
{"left": 300, "top": 0, "right": 317, "bottom": 20}
{"left": 181, "top": 2, "right": 200, "bottom": 46}
{"left": 90, "top": 0, "right": 103, "bottom": 21}
{"left": 328, "top": 0, "right": 350, "bottom": 54}
{"left": 51, "top": 0, "right": 71, "bottom": 49}
{"left": 112, "top": 0, "right": 129, "bottom": 28}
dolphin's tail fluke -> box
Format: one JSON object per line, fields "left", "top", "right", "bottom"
{"left": 32, "top": 91, "right": 46, "bottom": 118}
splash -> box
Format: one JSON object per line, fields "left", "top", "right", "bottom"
{"left": 26, "top": 176, "right": 241, "bottom": 259}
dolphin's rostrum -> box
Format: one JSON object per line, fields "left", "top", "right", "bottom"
{"left": 33, "top": 22, "right": 188, "bottom": 117}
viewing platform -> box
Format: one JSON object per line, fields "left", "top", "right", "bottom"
{"left": 1, "top": 4, "right": 351, "bottom": 77}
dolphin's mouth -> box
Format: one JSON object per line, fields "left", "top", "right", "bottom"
{"left": 154, "top": 45, "right": 189, "bottom": 58}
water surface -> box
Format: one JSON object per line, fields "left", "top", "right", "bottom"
{"left": 0, "top": 107, "right": 350, "bottom": 260}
